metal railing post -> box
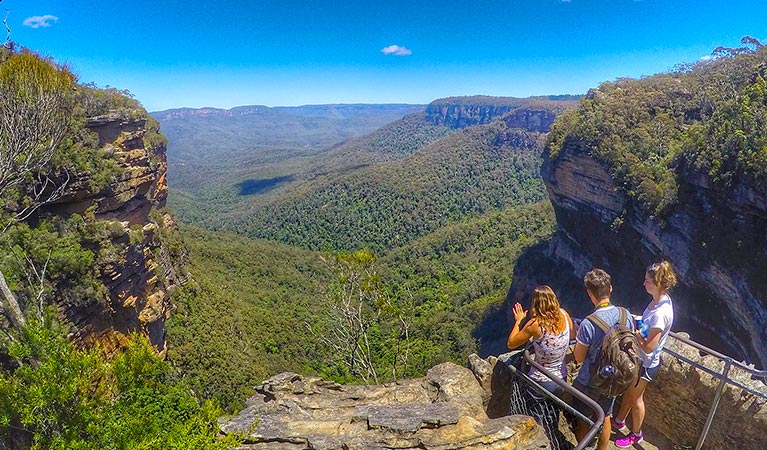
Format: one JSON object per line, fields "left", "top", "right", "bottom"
{"left": 694, "top": 358, "right": 732, "bottom": 450}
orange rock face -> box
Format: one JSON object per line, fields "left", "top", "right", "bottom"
{"left": 54, "top": 114, "right": 181, "bottom": 356}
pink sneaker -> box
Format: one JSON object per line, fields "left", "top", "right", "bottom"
{"left": 615, "top": 431, "right": 643, "bottom": 448}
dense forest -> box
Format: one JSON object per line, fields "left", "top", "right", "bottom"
{"left": 155, "top": 104, "right": 428, "bottom": 217}
{"left": 166, "top": 111, "right": 453, "bottom": 227}
{"left": 228, "top": 123, "right": 547, "bottom": 252}
{"left": 166, "top": 201, "right": 556, "bottom": 412}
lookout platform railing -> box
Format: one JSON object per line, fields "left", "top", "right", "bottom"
{"left": 663, "top": 331, "right": 767, "bottom": 450}
{"left": 505, "top": 329, "right": 767, "bottom": 450}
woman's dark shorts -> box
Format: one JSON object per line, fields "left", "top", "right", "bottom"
{"left": 640, "top": 362, "right": 660, "bottom": 382}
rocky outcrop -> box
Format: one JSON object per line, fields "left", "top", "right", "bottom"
{"left": 538, "top": 141, "right": 767, "bottom": 368}
{"left": 222, "top": 343, "right": 766, "bottom": 450}
{"left": 49, "top": 113, "right": 182, "bottom": 355}
{"left": 220, "top": 362, "right": 550, "bottom": 450}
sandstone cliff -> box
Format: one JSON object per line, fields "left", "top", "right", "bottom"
{"left": 48, "top": 112, "right": 183, "bottom": 355}
{"left": 425, "top": 96, "right": 578, "bottom": 131}
{"left": 538, "top": 141, "right": 767, "bottom": 368}
{"left": 519, "top": 49, "right": 767, "bottom": 369}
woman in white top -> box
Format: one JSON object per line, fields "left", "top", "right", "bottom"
{"left": 614, "top": 261, "right": 677, "bottom": 448}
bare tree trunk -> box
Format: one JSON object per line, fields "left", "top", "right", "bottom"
{"left": 1, "top": 0, "right": 10, "bottom": 45}
{"left": 0, "top": 267, "right": 25, "bottom": 328}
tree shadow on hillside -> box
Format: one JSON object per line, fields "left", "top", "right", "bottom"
{"left": 238, "top": 175, "right": 295, "bottom": 195}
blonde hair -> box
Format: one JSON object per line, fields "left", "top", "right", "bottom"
{"left": 530, "top": 285, "right": 564, "bottom": 334}
{"left": 647, "top": 260, "right": 677, "bottom": 292}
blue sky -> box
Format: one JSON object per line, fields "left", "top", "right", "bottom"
{"left": 7, "top": 0, "right": 767, "bottom": 111}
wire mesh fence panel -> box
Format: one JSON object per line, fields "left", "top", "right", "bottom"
{"left": 508, "top": 364, "right": 577, "bottom": 450}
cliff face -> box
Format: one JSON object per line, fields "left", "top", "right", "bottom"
{"left": 540, "top": 140, "right": 767, "bottom": 368}
{"left": 50, "top": 113, "right": 182, "bottom": 355}
{"left": 425, "top": 96, "right": 577, "bottom": 131}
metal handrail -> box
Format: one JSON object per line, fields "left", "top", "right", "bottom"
{"left": 666, "top": 331, "right": 767, "bottom": 382}
{"left": 503, "top": 348, "right": 604, "bottom": 450}
{"left": 662, "top": 331, "right": 767, "bottom": 450}
{"left": 510, "top": 321, "right": 767, "bottom": 450}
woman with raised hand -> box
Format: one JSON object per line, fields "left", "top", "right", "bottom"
{"left": 613, "top": 261, "right": 677, "bottom": 448}
{"left": 507, "top": 285, "right": 576, "bottom": 386}
{"left": 507, "top": 285, "right": 575, "bottom": 449}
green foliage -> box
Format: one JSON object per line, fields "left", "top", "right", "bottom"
{"left": 168, "top": 201, "right": 556, "bottom": 409}
{"left": 0, "top": 218, "right": 106, "bottom": 312}
{"left": 0, "top": 316, "right": 240, "bottom": 450}
{"left": 310, "top": 249, "right": 413, "bottom": 384}
{"left": 381, "top": 201, "right": 556, "bottom": 371}
{"left": 76, "top": 83, "right": 143, "bottom": 119}
{"left": 224, "top": 121, "right": 546, "bottom": 253}
{"left": 0, "top": 50, "right": 123, "bottom": 213}
{"left": 547, "top": 45, "right": 767, "bottom": 214}
{"left": 0, "top": 51, "right": 78, "bottom": 215}
{"left": 165, "top": 226, "right": 335, "bottom": 412}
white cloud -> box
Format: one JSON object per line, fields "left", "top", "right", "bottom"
{"left": 381, "top": 45, "right": 412, "bottom": 56}
{"left": 23, "top": 15, "right": 59, "bottom": 29}
{"left": 699, "top": 55, "right": 713, "bottom": 61}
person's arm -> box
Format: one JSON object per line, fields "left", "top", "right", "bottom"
{"left": 563, "top": 309, "right": 576, "bottom": 341}
{"left": 637, "top": 327, "right": 662, "bottom": 353}
{"left": 507, "top": 321, "right": 537, "bottom": 349}
{"left": 636, "top": 310, "right": 670, "bottom": 352}
{"left": 507, "top": 303, "right": 538, "bottom": 349}
{"left": 573, "top": 342, "right": 588, "bottom": 363}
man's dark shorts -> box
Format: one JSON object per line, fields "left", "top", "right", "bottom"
{"left": 572, "top": 380, "right": 616, "bottom": 418}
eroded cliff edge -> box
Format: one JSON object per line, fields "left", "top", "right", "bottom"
{"left": 497, "top": 47, "right": 767, "bottom": 369}
{"left": 539, "top": 129, "right": 767, "bottom": 369}
{"left": 48, "top": 112, "right": 185, "bottom": 355}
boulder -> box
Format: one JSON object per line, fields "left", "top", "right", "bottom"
{"left": 220, "top": 365, "right": 550, "bottom": 450}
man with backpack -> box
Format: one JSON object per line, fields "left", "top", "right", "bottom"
{"left": 572, "top": 268, "right": 639, "bottom": 450}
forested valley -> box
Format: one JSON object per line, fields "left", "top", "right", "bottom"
{"left": 4, "top": 35, "right": 767, "bottom": 449}
{"left": 157, "top": 95, "right": 575, "bottom": 411}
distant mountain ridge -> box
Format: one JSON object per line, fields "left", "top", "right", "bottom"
{"left": 154, "top": 96, "right": 577, "bottom": 231}
{"left": 209, "top": 98, "right": 579, "bottom": 253}
{"left": 152, "top": 103, "right": 425, "bottom": 121}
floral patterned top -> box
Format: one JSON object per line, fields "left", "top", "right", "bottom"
{"left": 529, "top": 309, "right": 570, "bottom": 382}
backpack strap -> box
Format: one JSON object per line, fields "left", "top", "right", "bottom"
{"left": 586, "top": 311, "right": 611, "bottom": 333}
{"left": 618, "top": 307, "right": 628, "bottom": 328}
{"left": 586, "top": 306, "right": 628, "bottom": 332}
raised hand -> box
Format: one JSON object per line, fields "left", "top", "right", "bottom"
{"left": 512, "top": 302, "right": 528, "bottom": 323}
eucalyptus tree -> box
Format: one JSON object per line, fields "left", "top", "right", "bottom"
{"left": 0, "top": 50, "right": 78, "bottom": 330}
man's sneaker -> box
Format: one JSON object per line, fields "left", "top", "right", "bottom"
{"left": 615, "top": 431, "right": 644, "bottom": 448}
{"left": 611, "top": 417, "right": 628, "bottom": 433}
